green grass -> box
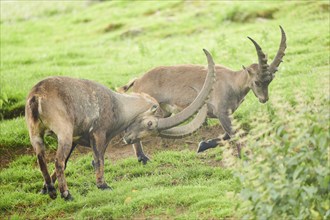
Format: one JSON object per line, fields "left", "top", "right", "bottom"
{"left": 1, "top": 0, "right": 329, "bottom": 146}
{"left": 0, "top": 0, "right": 329, "bottom": 219}
{"left": 0, "top": 149, "right": 240, "bottom": 219}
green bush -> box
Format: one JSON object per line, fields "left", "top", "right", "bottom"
{"left": 237, "top": 93, "right": 330, "bottom": 219}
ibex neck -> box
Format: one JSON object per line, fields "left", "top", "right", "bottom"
{"left": 114, "top": 93, "right": 149, "bottom": 126}
{"left": 233, "top": 69, "right": 251, "bottom": 101}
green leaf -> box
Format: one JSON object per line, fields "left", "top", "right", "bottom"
{"left": 302, "top": 186, "right": 317, "bottom": 197}
{"left": 293, "top": 167, "right": 303, "bottom": 180}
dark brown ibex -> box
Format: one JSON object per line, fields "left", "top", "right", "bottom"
{"left": 118, "top": 26, "right": 286, "bottom": 158}
{"left": 25, "top": 49, "right": 215, "bottom": 200}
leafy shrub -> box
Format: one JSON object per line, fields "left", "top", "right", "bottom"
{"left": 237, "top": 93, "right": 330, "bottom": 219}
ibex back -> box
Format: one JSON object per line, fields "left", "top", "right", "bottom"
{"left": 25, "top": 49, "right": 216, "bottom": 200}
{"left": 118, "top": 26, "right": 286, "bottom": 155}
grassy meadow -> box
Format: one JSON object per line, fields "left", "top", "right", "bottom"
{"left": 1, "top": 1, "right": 329, "bottom": 219}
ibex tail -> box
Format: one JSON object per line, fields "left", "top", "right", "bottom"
{"left": 27, "top": 96, "right": 39, "bottom": 122}
{"left": 116, "top": 78, "right": 137, "bottom": 93}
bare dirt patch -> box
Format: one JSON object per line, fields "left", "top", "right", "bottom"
{"left": 0, "top": 125, "right": 223, "bottom": 169}
{"left": 105, "top": 124, "right": 223, "bottom": 163}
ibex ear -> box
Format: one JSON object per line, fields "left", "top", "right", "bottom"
{"left": 242, "top": 65, "right": 252, "bottom": 76}
{"left": 150, "top": 105, "right": 158, "bottom": 113}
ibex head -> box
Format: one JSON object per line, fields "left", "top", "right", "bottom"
{"left": 123, "top": 94, "right": 161, "bottom": 144}
{"left": 243, "top": 26, "right": 287, "bottom": 103}
{"left": 123, "top": 49, "right": 216, "bottom": 144}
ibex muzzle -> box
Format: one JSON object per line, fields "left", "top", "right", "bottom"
{"left": 25, "top": 49, "right": 215, "bottom": 200}
{"left": 118, "top": 26, "right": 287, "bottom": 156}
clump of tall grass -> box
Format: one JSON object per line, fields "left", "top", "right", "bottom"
{"left": 235, "top": 89, "right": 330, "bottom": 219}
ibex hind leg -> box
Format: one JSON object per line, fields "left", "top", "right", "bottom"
{"left": 29, "top": 131, "right": 57, "bottom": 199}
{"left": 55, "top": 131, "right": 74, "bottom": 201}
{"left": 50, "top": 143, "right": 77, "bottom": 184}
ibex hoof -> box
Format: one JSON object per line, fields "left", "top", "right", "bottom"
{"left": 49, "top": 190, "right": 57, "bottom": 200}
{"left": 39, "top": 186, "right": 48, "bottom": 195}
{"left": 137, "top": 155, "right": 150, "bottom": 165}
{"left": 197, "top": 139, "right": 218, "bottom": 153}
{"left": 40, "top": 184, "right": 57, "bottom": 199}
{"left": 197, "top": 141, "right": 209, "bottom": 153}
{"left": 61, "top": 190, "right": 73, "bottom": 201}
{"left": 97, "top": 183, "right": 112, "bottom": 190}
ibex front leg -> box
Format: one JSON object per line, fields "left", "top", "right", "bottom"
{"left": 90, "top": 132, "right": 111, "bottom": 190}
{"left": 132, "top": 141, "right": 150, "bottom": 165}
{"left": 197, "top": 110, "right": 232, "bottom": 153}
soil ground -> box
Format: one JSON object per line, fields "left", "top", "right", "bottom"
{"left": 0, "top": 125, "right": 223, "bottom": 169}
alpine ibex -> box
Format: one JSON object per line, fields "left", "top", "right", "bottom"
{"left": 118, "top": 26, "right": 286, "bottom": 157}
{"left": 25, "top": 49, "right": 215, "bottom": 200}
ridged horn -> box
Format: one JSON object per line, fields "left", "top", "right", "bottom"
{"left": 159, "top": 105, "right": 208, "bottom": 138}
{"left": 157, "top": 49, "right": 215, "bottom": 131}
{"left": 269, "top": 25, "right": 287, "bottom": 74}
{"left": 248, "top": 36, "right": 269, "bottom": 75}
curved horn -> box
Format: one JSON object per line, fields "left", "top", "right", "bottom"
{"left": 248, "top": 36, "right": 269, "bottom": 75}
{"left": 157, "top": 49, "right": 215, "bottom": 130}
{"left": 269, "top": 25, "right": 287, "bottom": 74}
{"left": 159, "top": 105, "right": 208, "bottom": 138}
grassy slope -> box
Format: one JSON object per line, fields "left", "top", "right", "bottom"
{"left": 1, "top": 149, "right": 240, "bottom": 219}
{"left": 0, "top": 1, "right": 329, "bottom": 219}
{"left": 1, "top": 1, "right": 329, "bottom": 147}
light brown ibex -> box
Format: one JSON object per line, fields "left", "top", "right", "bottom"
{"left": 25, "top": 49, "right": 215, "bottom": 200}
{"left": 118, "top": 26, "right": 286, "bottom": 158}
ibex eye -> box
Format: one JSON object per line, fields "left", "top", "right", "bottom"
{"left": 255, "top": 81, "right": 261, "bottom": 86}
{"left": 147, "top": 121, "right": 153, "bottom": 127}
